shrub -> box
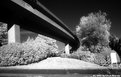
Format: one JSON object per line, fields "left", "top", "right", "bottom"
{"left": 72, "top": 51, "right": 94, "bottom": 62}
{"left": 70, "top": 51, "right": 111, "bottom": 66}
{"left": 109, "top": 34, "right": 119, "bottom": 50}
{"left": 109, "top": 34, "right": 121, "bottom": 59}
{"left": 0, "top": 35, "right": 59, "bottom": 66}
{"left": 93, "top": 53, "right": 111, "bottom": 66}
{"left": 65, "top": 46, "right": 111, "bottom": 66}
{"left": 0, "top": 43, "right": 22, "bottom": 66}
{"left": 0, "top": 22, "right": 7, "bottom": 46}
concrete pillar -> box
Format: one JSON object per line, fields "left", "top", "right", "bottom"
{"left": 8, "top": 24, "right": 20, "bottom": 43}
{"left": 110, "top": 52, "right": 118, "bottom": 64}
{"left": 110, "top": 52, "right": 120, "bottom": 67}
{"left": 65, "top": 44, "right": 70, "bottom": 55}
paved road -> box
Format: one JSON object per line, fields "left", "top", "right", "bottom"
{"left": 0, "top": 69, "right": 121, "bottom": 77}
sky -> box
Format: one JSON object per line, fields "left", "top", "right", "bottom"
{"left": 38, "top": 0, "right": 121, "bottom": 38}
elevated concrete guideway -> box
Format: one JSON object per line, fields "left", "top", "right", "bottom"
{"left": 0, "top": 0, "right": 80, "bottom": 50}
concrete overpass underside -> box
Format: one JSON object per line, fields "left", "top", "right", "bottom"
{"left": 0, "top": 0, "right": 80, "bottom": 50}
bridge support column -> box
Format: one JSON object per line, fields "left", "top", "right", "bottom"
{"left": 8, "top": 24, "right": 20, "bottom": 43}
{"left": 65, "top": 44, "right": 70, "bottom": 55}
{"left": 110, "top": 52, "right": 118, "bottom": 64}
{"left": 110, "top": 52, "right": 120, "bottom": 67}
